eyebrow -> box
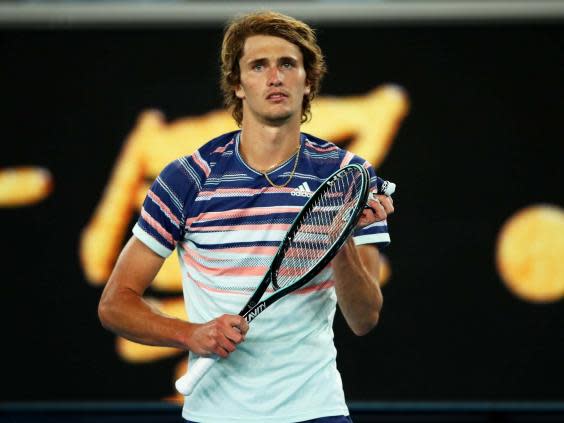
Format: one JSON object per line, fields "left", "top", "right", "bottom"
{"left": 247, "top": 58, "right": 267, "bottom": 67}
{"left": 245, "top": 56, "right": 299, "bottom": 66}
{"left": 279, "top": 56, "right": 298, "bottom": 64}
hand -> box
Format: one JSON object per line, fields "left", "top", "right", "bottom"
{"left": 358, "top": 193, "right": 394, "bottom": 227}
{"left": 187, "top": 314, "right": 249, "bottom": 358}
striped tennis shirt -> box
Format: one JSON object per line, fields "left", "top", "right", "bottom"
{"left": 133, "top": 130, "right": 390, "bottom": 423}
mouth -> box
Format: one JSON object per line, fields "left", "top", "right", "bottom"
{"left": 266, "top": 91, "right": 288, "bottom": 101}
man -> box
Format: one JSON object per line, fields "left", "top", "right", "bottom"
{"left": 99, "top": 11, "right": 394, "bottom": 423}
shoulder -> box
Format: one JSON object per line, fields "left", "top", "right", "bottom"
{"left": 301, "top": 132, "right": 371, "bottom": 170}
{"left": 302, "top": 132, "right": 341, "bottom": 155}
{"left": 160, "top": 131, "right": 240, "bottom": 184}
{"left": 190, "top": 130, "right": 239, "bottom": 162}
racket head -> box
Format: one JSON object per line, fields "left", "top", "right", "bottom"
{"left": 269, "top": 163, "right": 370, "bottom": 294}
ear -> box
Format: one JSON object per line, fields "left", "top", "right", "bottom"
{"left": 304, "top": 81, "right": 311, "bottom": 96}
{"left": 235, "top": 84, "right": 245, "bottom": 100}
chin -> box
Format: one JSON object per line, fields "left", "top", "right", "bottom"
{"left": 262, "top": 111, "right": 295, "bottom": 126}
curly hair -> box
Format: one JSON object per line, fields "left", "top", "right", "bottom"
{"left": 220, "top": 11, "right": 327, "bottom": 126}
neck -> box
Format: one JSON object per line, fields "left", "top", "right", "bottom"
{"left": 239, "top": 122, "right": 301, "bottom": 173}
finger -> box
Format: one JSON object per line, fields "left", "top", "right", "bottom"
{"left": 230, "top": 315, "right": 250, "bottom": 336}
{"left": 217, "top": 334, "right": 237, "bottom": 354}
{"left": 367, "top": 198, "right": 387, "bottom": 221}
{"left": 358, "top": 207, "right": 376, "bottom": 226}
{"left": 361, "top": 208, "right": 374, "bottom": 219}
{"left": 377, "top": 195, "right": 394, "bottom": 214}
{"left": 218, "top": 315, "right": 249, "bottom": 342}
{"left": 225, "top": 325, "right": 245, "bottom": 344}
{"left": 215, "top": 346, "right": 230, "bottom": 358}
{"left": 202, "top": 337, "right": 225, "bottom": 357}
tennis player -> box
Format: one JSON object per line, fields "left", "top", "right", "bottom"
{"left": 99, "top": 11, "right": 394, "bottom": 423}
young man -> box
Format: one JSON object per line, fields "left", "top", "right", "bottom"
{"left": 99, "top": 11, "right": 394, "bottom": 423}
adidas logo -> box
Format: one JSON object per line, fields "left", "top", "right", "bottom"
{"left": 291, "top": 182, "right": 313, "bottom": 197}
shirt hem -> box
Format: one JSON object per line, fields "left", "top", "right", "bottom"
{"left": 353, "top": 232, "right": 391, "bottom": 246}
{"left": 132, "top": 224, "right": 173, "bottom": 258}
{"left": 182, "top": 406, "right": 349, "bottom": 423}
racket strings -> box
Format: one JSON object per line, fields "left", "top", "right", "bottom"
{"left": 274, "top": 168, "right": 364, "bottom": 289}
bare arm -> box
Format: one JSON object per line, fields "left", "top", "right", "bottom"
{"left": 332, "top": 242, "right": 383, "bottom": 336}
{"left": 98, "top": 236, "right": 248, "bottom": 358}
{"left": 332, "top": 194, "right": 393, "bottom": 336}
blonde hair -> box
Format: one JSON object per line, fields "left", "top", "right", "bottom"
{"left": 220, "top": 11, "right": 327, "bottom": 126}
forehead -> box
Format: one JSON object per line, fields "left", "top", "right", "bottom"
{"left": 240, "top": 35, "right": 303, "bottom": 62}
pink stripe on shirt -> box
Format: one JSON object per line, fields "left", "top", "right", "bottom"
{"left": 305, "top": 140, "right": 339, "bottom": 153}
{"left": 189, "top": 223, "right": 291, "bottom": 232}
{"left": 141, "top": 207, "right": 175, "bottom": 245}
{"left": 340, "top": 151, "right": 355, "bottom": 167}
{"left": 186, "top": 205, "right": 300, "bottom": 226}
{"left": 197, "top": 186, "right": 294, "bottom": 198}
{"left": 183, "top": 251, "right": 267, "bottom": 277}
{"left": 212, "top": 139, "right": 235, "bottom": 154}
{"left": 192, "top": 150, "right": 211, "bottom": 177}
{"left": 147, "top": 189, "right": 180, "bottom": 226}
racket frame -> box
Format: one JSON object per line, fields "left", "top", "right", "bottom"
{"left": 239, "top": 163, "right": 370, "bottom": 322}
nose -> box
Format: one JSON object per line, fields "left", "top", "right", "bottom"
{"left": 267, "top": 67, "right": 283, "bottom": 86}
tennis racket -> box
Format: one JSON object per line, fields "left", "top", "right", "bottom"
{"left": 175, "top": 163, "right": 393, "bottom": 395}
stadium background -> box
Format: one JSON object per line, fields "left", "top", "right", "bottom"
{"left": 0, "top": 2, "right": 562, "bottom": 420}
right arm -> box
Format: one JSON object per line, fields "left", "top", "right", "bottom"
{"left": 98, "top": 236, "right": 248, "bottom": 358}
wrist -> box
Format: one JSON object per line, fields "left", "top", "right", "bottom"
{"left": 176, "top": 320, "right": 199, "bottom": 352}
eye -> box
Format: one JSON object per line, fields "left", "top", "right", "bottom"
{"left": 281, "top": 61, "right": 294, "bottom": 69}
{"left": 252, "top": 63, "right": 264, "bottom": 71}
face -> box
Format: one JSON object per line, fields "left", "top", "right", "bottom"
{"left": 235, "top": 35, "right": 311, "bottom": 126}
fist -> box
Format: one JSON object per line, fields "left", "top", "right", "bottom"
{"left": 358, "top": 192, "right": 394, "bottom": 227}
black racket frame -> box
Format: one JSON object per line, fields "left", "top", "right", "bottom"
{"left": 239, "top": 163, "right": 370, "bottom": 322}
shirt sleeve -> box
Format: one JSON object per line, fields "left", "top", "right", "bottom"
{"left": 352, "top": 160, "right": 391, "bottom": 249}
{"left": 132, "top": 157, "right": 201, "bottom": 257}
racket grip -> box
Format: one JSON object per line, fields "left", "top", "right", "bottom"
{"left": 376, "top": 177, "right": 396, "bottom": 196}
{"left": 175, "top": 356, "right": 219, "bottom": 396}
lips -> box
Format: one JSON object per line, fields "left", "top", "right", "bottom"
{"left": 266, "top": 91, "right": 288, "bottom": 101}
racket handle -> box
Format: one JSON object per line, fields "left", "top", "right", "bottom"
{"left": 377, "top": 177, "right": 396, "bottom": 196}
{"left": 175, "top": 356, "right": 219, "bottom": 396}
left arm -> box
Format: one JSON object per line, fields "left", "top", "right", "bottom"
{"left": 332, "top": 194, "right": 394, "bottom": 336}
{"left": 332, "top": 242, "right": 383, "bottom": 336}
